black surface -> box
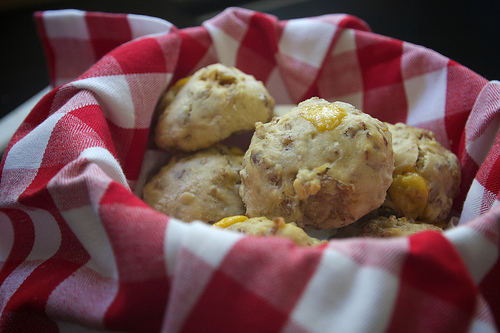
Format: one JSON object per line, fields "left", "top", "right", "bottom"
{"left": 1, "top": 0, "right": 499, "bottom": 119}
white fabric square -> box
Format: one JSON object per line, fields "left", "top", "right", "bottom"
{"left": 330, "top": 91, "right": 364, "bottom": 110}
{"left": 164, "top": 217, "right": 191, "bottom": 276}
{"left": 467, "top": 317, "right": 499, "bottom": 333}
{"left": 287, "top": 248, "right": 397, "bottom": 332}
{"left": 162, "top": 220, "right": 244, "bottom": 333}
{"left": 459, "top": 179, "right": 486, "bottom": 224}
{"left": 404, "top": 68, "right": 447, "bottom": 126}
{"left": 279, "top": 18, "right": 337, "bottom": 68}
{"left": 127, "top": 14, "right": 173, "bottom": 39}
{"left": 3, "top": 112, "right": 65, "bottom": 170}
{"left": 61, "top": 205, "right": 118, "bottom": 279}
{"left": 266, "top": 67, "right": 294, "bottom": 104}
{"left": 79, "top": 147, "right": 129, "bottom": 188}
{"left": 48, "top": 266, "right": 119, "bottom": 331}
{"left": 332, "top": 29, "right": 357, "bottom": 56}
{"left": 204, "top": 23, "right": 240, "bottom": 67}
{"left": 466, "top": 114, "right": 500, "bottom": 166}
{"left": 71, "top": 75, "right": 135, "bottom": 129}
{"left": 43, "top": 9, "right": 89, "bottom": 39}
{"left": 0, "top": 169, "right": 38, "bottom": 206}
{"left": 25, "top": 209, "right": 61, "bottom": 261}
{"left": 183, "top": 221, "right": 243, "bottom": 268}
{"left": 445, "top": 226, "right": 499, "bottom": 283}
{"left": 0, "top": 262, "right": 41, "bottom": 314}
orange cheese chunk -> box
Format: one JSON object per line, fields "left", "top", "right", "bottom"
{"left": 300, "top": 103, "right": 347, "bottom": 132}
{"left": 388, "top": 171, "right": 429, "bottom": 219}
{"left": 213, "top": 215, "right": 248, "bottom": 228}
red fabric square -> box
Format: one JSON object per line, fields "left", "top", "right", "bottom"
{"left": 277, "top": 54, "right": 320, "bottom": 103}
{"left": 363, "top": 82, "right": 408, "bottom": 123}
{"left": 41, "top": 110, "right": 111, "bottom": 169}
{"left": 401, "top": 43, "right": 449, "bottom": 81}
{"left": 3, "top": 8, "right": 500, "bottom": 333}
{"left": 85, "top": 13, "right": 132, "bottom": 62}
{"left": 104, "top": 279, "right": 169, "bottom": 333}
{"left": 318, "top": 49, "right": 363, "bottom": 99}
{"left": 218, "top": 237, "right": 323, "bottom": 313}
{"left": 478, "top": 137, "right": 500, "bottom": 200}
{"left": 0, "top": 210, "right": 35, "bottom": 282}
{"left": 172, "top": 28, "right": 212, "bottom": 83}
{"left": 50, "top": 38, "right": 96, "bottom": 85}
{"left": 181, "top": 268, "right": 289, "bottom": 333}
{"left": 480, "top": 239, "right": 500, "bottom": 330}
{"left": 445, "top": 62, "right": 488, "bottom": 154}
{"left": 387, "top": 231, "right": 478, "bottom": 332}
{"left": 357, "top": 34, "right": 404, "bottom": 90}
{"left": 110, "top": 37, "right": 169, "bottom": 75}
{"left": 106, "top": 123, "right": 148, "bottom": 182}
{"left": 99, "top": 183, "right": 169, "bottom": 281}
{"left": 237, "top": 12, "right": 278, "bottom": 83}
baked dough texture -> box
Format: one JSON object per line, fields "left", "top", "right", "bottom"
{"left": 143, "top": 145, "right": 245, "bottom": 223}
{"left": 214, "top": 216, "right": 325, "bottom": 246}
{"left": 333, "top": 215, "right": 442, "bottom": 238}
{"left": 239, "top": 97, "right": 395, "bottom": 230}
{"left": 383, "top": 122, "right": 461, "bottom": 224}
{"left": 155, "top": 63, "right": 275, "bottom": 152}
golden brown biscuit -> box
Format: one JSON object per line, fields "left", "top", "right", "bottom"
{"left": 333, "top": 214, "right": 443, "bottom": 238}
{"left": 383, "top": 122, "right": 461, "bottom": 225}
{"left": 143, "top": 145, "right": 245, "bottom": 223}
{"left": 239, "top": 97, "right": 395, "bottom": 230}
{"left": 155, "top": 63, "right": 275, "bottom": 152}
{"left": 213, "top": 215, "right": 325, "bottom": 246}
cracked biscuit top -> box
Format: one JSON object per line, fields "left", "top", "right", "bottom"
{"left": 239, "top": 97, "right": 395, "bottom": 230}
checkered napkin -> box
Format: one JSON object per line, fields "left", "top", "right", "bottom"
{"left": 1, "top": 7, "right": 499, "bottom": 333}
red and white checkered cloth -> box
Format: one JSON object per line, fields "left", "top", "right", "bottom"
{"left": 1, "top": 7, "right": 499, "bottom": 333}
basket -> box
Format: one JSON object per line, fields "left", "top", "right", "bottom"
{"left": 0, "top": 7, "right": 499, "bottom": 333}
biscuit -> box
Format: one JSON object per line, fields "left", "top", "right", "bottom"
{"left": 382, "top": 122, "right": 461, "bottom": 224}
{"left": 213, "top": 215, "right": 326, "bottom": 246}
{"left": 239, "top": 97, "right": 395, "bottom": 230}
{"left": 155, "top": 63, "right": 275, "bottom": 152}
{"left": 333, "top": 214, "right": 442, "bottom": 238}
{"left": 143, "top": 145, "right": 245, "bottom": 223}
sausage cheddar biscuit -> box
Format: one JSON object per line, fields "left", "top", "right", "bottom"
{"left": 155, "top": 63, "right": 275, "bottom": 152}
{"left": 239, "top": 97, "right": 395, "bottom": 230}
{"left": 213, "top": 215, "right": 326, "bottom": 246}
{"left": 382, "top": 122, "right": 461, "bottom": 225}
{"left": 143, "top": 145, "right": 245, "bottom": 223}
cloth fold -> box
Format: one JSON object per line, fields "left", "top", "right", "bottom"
{"left": 0, "top": 7, "right": 499, "bottom": 333}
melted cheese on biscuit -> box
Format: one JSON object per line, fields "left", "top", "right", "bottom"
{"left": 388, "top": 170, "right": 429, "bottom": 219}
{"left": 213, "top": 215, "right": 248, "bottom": 228}
{"left": 300, "top": 103, "right": 347, "bottom": 132}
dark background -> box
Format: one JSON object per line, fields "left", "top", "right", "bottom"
{"left": 1, "top": 0, "right": 499, "bottom": 119}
